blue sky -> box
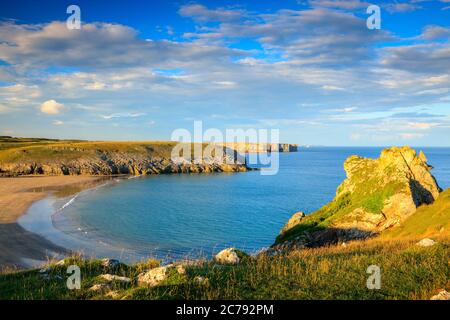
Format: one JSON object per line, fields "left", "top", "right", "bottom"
{"left": 1, "top": 0, "right": 450, "bottom": 146}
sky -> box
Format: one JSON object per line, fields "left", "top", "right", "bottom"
{"left": 0, "top": 0, "right": 450, "bottom": 146}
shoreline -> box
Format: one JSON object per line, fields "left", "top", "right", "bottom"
{"left": 0, "top": 176, "right": 109, "bottom": 269}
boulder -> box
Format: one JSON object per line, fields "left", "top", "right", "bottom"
{"left": 137, "top": 265, "right": 173, "bottom": 287}
{"left": 98, "top": 274, "right": 131, "bottom": 283}
{"left": 101, "top": 258, "right": 121, "bottom": 268}
{"left": 215, "top": 248, "right": 240, "bottom": 265}
{"left": 176, "top": 265, "right": 186, "bottom": 275}
{"left": 194, "top": 276, "right": 209, "bottom": 286}
{"left": 89, "top": 283, "right": 111, "bottom": 292}
{"left": 416, "top": 238, "right": 436, "bottom": 247}
{"left": 430, "top": 290, "right": 450, "bottom": 300}
{"left": 105, "top": 290, "right": 121, "bottom": 299}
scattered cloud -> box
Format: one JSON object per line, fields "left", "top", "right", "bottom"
{"left": 179, "top": 4, "right": 245, "bottom": 22}
{"left": 40, "top": 100, "right": 64, "bottom": 114}
{"left": 0, "top": 3, "right": 449, "bottom": 145}
{"left": 400, "top": 132, "right": 425, "bottom": 139}
{"left": 420, "top": 25, "right": 450, "bottom": 40}
{"left": 308, "top": 0, "right": 370, "bottom": 10}
{"left": 321, "top": 85, "right": 346, "bottom": 91}
{"left": 383, "top": 2, "right": 421, "bottom": 13}
{"left": 101, "top": 112, "right": 146, "bottom": 119}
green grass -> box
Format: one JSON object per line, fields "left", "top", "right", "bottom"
{"left": 0, "top": 137, "right": 230, "bottom": 167}
{"left": 1, "top": 238, "right": 448, "bottom": 300}
{"left": 382, "top": 189, "right": 450, "bottom": 239}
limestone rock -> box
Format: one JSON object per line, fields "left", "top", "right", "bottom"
{"left": 194, "top": 276, "right": 209, "bottom": 286}
{"left": 416, "top": 238, "right": 436, "bottom": 247}
{"left": 105, "top": 290, "right": 122, "bottom": 299}
{"left": 280, "top": 212, "right": 305, "bottom": 235}
{"left": 101, "top": 258, "right": 121, "bottom": 268}
{"left": 89, "top": 283, "right": 111, "bottom": 292}
{"left": 0, "top": 143, "right": 250, "bottom": 176}
{"left": 430, "top": 290, "right": 450, "bottom": 300}
{"left": 137, "top": 265, "right": 172, "bottom": 287}
{"left": 176, "top": 265, "right": 186, "bottom": 275}
{"left": 98, "top": 274, "right": 131, "bottom": 283}
{"left": 215, "top": 248, "right": 240, "bottom": 265}
{"left": 277, "top": 147, "right": 442, "bottom": 247}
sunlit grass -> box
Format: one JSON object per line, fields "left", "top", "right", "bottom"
{"left": 1, "top": 237, "right": 448, "bottom": 300}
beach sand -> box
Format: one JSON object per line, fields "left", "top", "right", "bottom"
{"left": 0, "top": 176, "right": 104, "bottom": 269}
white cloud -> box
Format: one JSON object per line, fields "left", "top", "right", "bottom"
{"left": 321, "top": 85, "right": 346, "bottom": 91}
{"left": 400, "top": 133, "right": 425, "bottom": 139}
{"left": 407, "top": 122, "right": 439, "bottom": 130}
{"left": 213, "top": 81, "right": 237, "bottom": 88}
{"left": 52, "top": 120, "right": 64, "bottom": 125}
{"left": 40, "top": 100, "right": 64, "bottom": 114}
{"left": 384, "top": 3, "right": 421, "bottom": 13}
{"left": 101, "top": 112, "right": 146, "bottom": 119}
{"left": 308, "top": 0, "right": 370, "bottom": 10}
{"left": 420, "top": 25, "right": 450, "bottom": 40}
{"left": 179, "top": 4, "right": 245, "bottom": 22}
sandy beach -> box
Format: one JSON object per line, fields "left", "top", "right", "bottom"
{"left": 0, "top": 176, "right": 104, "bottom": 269}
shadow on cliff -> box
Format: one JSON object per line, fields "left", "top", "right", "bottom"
{"left": 276, "top": 223, "right": 377, "bottom": 248}
{"left": 409, "top": 179, "right": 438, "bottom": 207}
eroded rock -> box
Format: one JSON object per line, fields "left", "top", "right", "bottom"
{"left": 280, "top": 212, "right": 305, "bottom": 235}
{"left": 99, "top": 274, "right": 131, "bottom": 283}
{"left": 137, "top": 265, "right": 173, "bottom": 287}
{"left": 194, "top": 276, "right": 210, "bottom": 286}
{"left": 215, "top": 248, "right": 240, "bottom": 265}
{"left": 430, "top": 290, "right": 450, "bottom": 300}
{"left": 416, "top": 238, "right": 436, "bottom": 247}
{"left": 89, "top": 283, "right": 111, "bottom": 292}
{"left": 101, "top": 258, "right": 121, "bottom": 269}
{"left": 277, "top": 147, "right": 442, "bottom": 247}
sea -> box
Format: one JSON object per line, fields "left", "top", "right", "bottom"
{"left": 19, "top": 147, "right": 450, "bottom": 263}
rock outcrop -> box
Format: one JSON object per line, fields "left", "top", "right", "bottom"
{"left": 214, "top": 248, "right": 240, "bottom": 265}
{"left": 430, "top": 290, "right": 450, "bottom": 300}
{"left": 136, "top": 264, "right": 186, "bottom": 287}
{"left": 416, "top": 238, "right": 436, "bottom": 247}
{"left": 98, "top": 274, "right": 131, "bottom": 283}
{"left": 280, "top": 212, "right": 305, "bottom": 236}
{"left": 215, "top": 142, "right": 298, "bottom": 153}
{"left": 275, "top": 147, "right": 442, "bottom": 249}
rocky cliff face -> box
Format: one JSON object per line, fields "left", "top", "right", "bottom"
{"left": 216, "top": 143, "right": 298, "bottom": 153}
{"left": 0, "top": 143, "right": 249, "bottom": 176}
{"left": 276, "top": 147, "right": 442, "bottom": 249}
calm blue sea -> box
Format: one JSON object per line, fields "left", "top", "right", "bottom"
{"left": 19, "top": 147, "right": 450, "bottom": 262}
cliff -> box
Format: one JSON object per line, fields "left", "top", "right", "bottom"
{"left": 276, "top": 147, "right": 442, "bottom": 248}
{"left": 215, "top": 142, "right": 298, "bottom": 153}
{"left": 0, "top": 140, "right": 249, "bottom": 176}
